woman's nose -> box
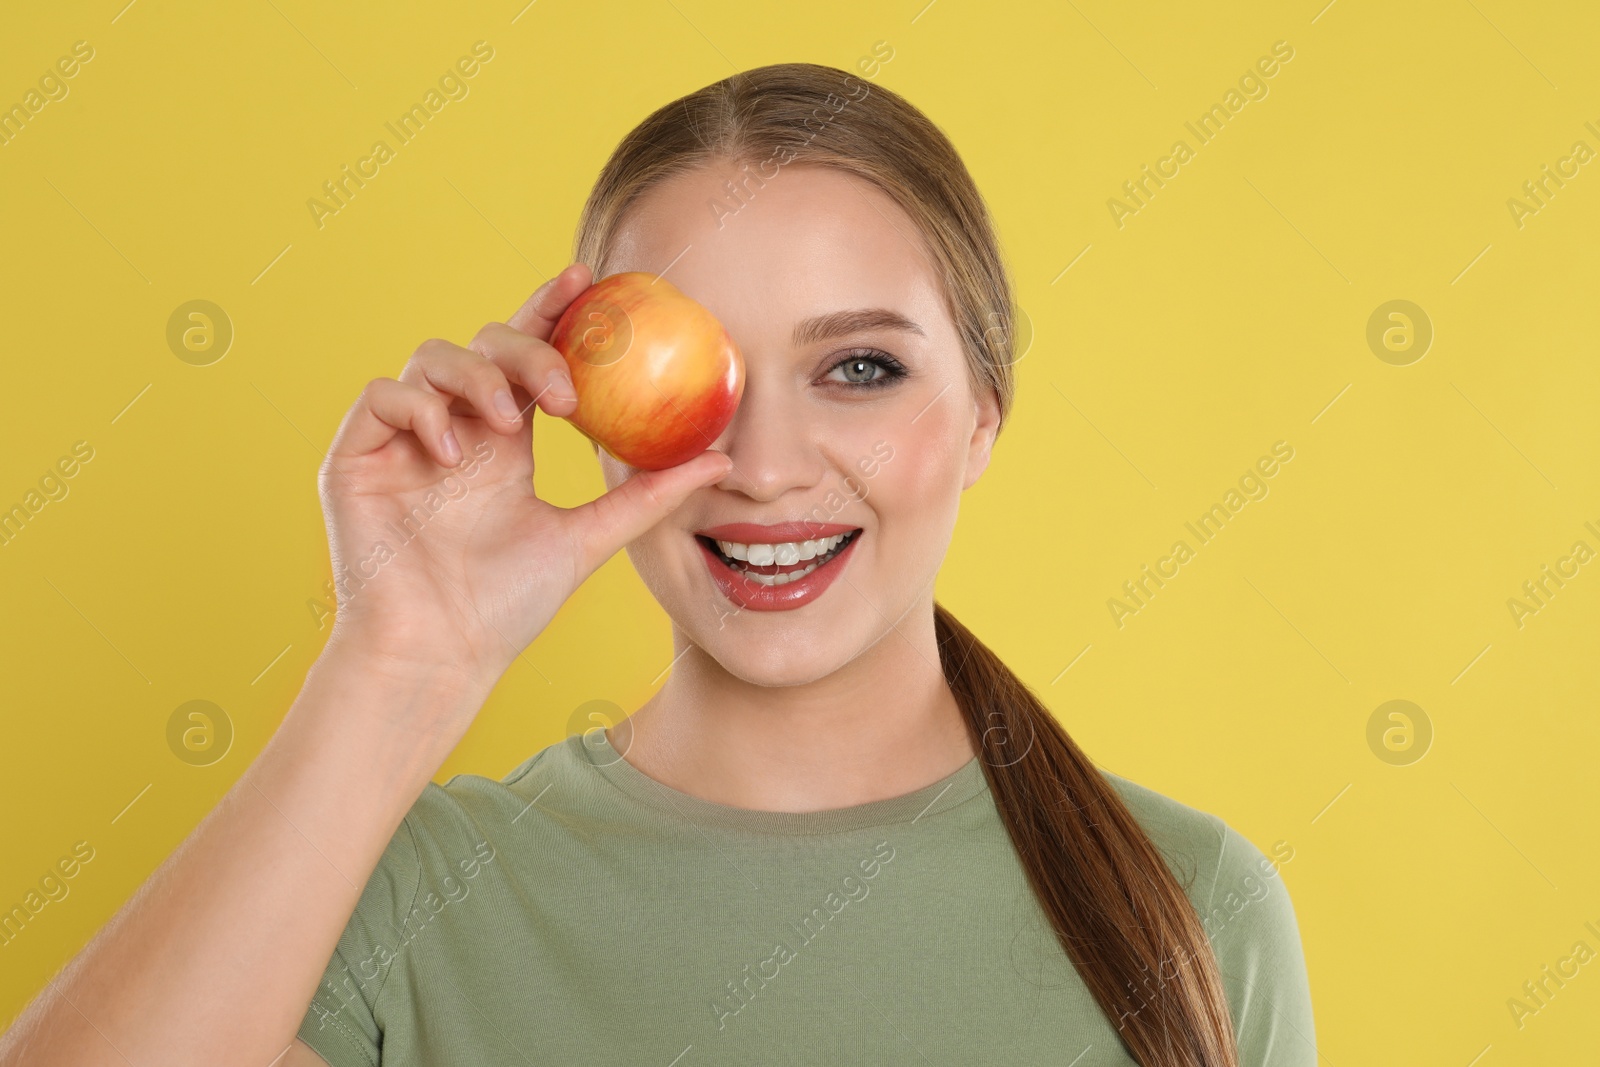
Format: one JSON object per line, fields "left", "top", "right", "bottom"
{"left": 710, "top": 381, "right": 826, "bottom": 503}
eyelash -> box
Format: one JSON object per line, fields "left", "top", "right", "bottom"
{"left": 824, "top": 348, "right": 909, "bottom": 391}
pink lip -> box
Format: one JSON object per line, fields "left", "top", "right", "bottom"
{"left": 695, "top": 524, "right": 863, "bottom": 612}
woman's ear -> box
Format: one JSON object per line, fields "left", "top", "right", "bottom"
{"left": 963, "top": 386, "right": 1001, "bottom": 490}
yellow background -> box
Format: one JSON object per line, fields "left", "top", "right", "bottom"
{"left": 2, "top": 0, "right": 1597, "bottom": 1061}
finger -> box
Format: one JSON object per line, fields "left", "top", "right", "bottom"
{"left": 467, "top": 321, "right": 578, "bottom": 420}
{"left": 398, "top": 338, "right": 527, "bottom": 435}
{"left": 328, "top": 377, "right": 460, "bottom": 467}
{"left": 564, "top": 449, "right": 734, "bottom": 581}
{"left": 506, "top": 263, "right": 594, "bottom": 340}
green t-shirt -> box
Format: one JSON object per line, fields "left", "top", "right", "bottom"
{"left": 296, "top": 731, "right": 1316, "bottom": 1066}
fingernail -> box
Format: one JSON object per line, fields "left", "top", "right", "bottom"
{"left": 548, "top": 368, "right": 577, "bottom": 401}
{"left": 442, "top": 430, "right": 462, "bottom": 463}
{"left": 493, "top": 388, "right": 520, "bottom": 421}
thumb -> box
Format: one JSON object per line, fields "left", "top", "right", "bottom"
{"left": 566, "top": 449, "right": 734, "bottom": 578}
{"left": 507, "top": 262, "right": 595, "bottom": 341}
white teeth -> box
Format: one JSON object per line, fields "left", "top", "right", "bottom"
{"left": 707, "top": 531, "right": 859, "bottom": 586}
{"left": 742, "top": 561, "right": 821, "bottom": 586}
{"left": 714, "top": 533, "right": 848, "bottom": 564}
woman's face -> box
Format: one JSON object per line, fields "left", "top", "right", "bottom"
{"left": 597, "top": 161, "right": 1001, "bottom": 686}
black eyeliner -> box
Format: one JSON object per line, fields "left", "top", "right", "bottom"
{"left": 826, "top": 348, "right": 908, "bottom": 390}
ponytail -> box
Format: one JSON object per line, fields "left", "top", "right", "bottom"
{"left": 934, "top": 602, "right": 1239, "bottom": 1066}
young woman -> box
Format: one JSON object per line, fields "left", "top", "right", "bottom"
{"left": 0, "top": 63, "right": 1314, "bottom": 1066}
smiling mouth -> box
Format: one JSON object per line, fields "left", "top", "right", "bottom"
{"left": 695, "top": 529, "right": 863, "bottom": 587}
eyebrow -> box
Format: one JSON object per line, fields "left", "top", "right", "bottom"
{"left": 791, "top": 307, "right": 925, "bottom": 348}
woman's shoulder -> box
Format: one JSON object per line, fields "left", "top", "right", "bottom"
{"left": 1096, "top": 766, "right": 1296, "bottom": 916}
{"left": 400, "top": 735, "right": 576, "bottom": 848}
{"left": 1097, "top": 766, "right": 1228, "bottom": 902}
{"left": 1097, "top": 766, "right": 1316, "bottom": 1062}
{"left": 323, "top": 738, "right": 577, "bottom": 949}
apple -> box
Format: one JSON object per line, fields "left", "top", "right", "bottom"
{"left": 547, "top": 271, "right": 744, "bottom": 471}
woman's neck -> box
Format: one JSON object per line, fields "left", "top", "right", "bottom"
{"left": 608, "top": 608, "right": 977, "bottom": 814}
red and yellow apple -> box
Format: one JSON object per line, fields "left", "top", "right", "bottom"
{"left": 548, "top": 271, "right": 744, "bottom": 470}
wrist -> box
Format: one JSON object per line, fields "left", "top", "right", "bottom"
{"left": 254, "top": 648, "right": 487, "bottom": 860}
{"left": 307, "top": 630, "right": 501, "bottom": 745}
{"left": 321, "top": 623, "right": 507, "bottom": 697}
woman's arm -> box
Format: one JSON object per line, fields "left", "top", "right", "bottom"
{"left": 1, "top": 266, "right": 732, "bottom": 1066}
{"left": 0, "top": 640, "right": 495, "bottom": 1067}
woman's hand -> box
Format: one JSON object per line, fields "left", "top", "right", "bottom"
{"left": 316, "top": 263, "right": 731, "bottom": 700}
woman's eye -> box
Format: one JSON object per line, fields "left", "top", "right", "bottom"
{"left": 825, "top": 349, "right": 908, "bottom": 390}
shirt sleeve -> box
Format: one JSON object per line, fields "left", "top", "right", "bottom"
{"left": 293, "top": 811, "right": 425, "bottom": 1067}
{"left": 1202, "top": 823, "right": 1318, "bottom": 1067}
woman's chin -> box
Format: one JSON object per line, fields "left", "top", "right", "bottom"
{"left": 698, "top": 633, "right": 858, "bottom": 689}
